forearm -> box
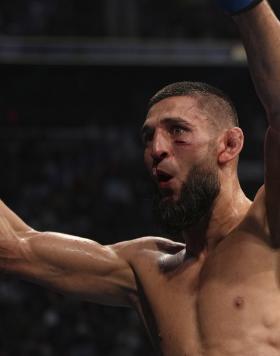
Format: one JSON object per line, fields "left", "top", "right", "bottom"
{"left": 23, "top": 231, "right": 115, "bottom": 277}
{"left": 0, "top": 200, "right": 136, "bottom": 304}
{"left": 0, "top": 201, "right": 107, "bottom": 276}
{"left": 234, "top": 1, "right": 280, "bottom": 126}
{"left": 2, "top": 228, "right": 114, "bottom": 281}
{"left": 0, "top": 222, "right": 135, "bottom": 305}
{"left": 0, "top": 227, "right": 83, "bottom": 278}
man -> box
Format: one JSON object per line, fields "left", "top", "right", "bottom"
{"left": 0, "top": 0, "right": 279, "bottom": 355}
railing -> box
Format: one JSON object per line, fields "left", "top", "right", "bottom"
{"left": 0, "top": 36, "right": 247, "bottom": 66}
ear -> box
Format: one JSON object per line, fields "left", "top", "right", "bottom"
{"left": 217, "top": 127, "right": 244, "bottom": 164}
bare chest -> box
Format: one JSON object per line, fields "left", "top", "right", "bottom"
{"left": 135, "top": 235, "right": 280, "bottom": 356}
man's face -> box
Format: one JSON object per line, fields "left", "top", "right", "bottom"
{"left": 142, "top": 95, "right": 220, "bottom": 233}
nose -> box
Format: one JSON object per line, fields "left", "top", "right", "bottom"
{"left": 151, "top": 130, "right": 170, "bottom": 164}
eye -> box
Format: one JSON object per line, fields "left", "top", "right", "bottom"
{"left": 170, "top": 125, "right": 186, "bottom": 136}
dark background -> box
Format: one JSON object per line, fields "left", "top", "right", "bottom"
{"left": 0, "top": 1, "right": 271, "bottom": 355}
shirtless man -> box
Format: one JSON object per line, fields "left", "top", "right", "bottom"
{"left": 0, "top": 0, "right": 279, "bottom": 355}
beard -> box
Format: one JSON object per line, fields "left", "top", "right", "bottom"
{"left": 153, "top": 164, "right": 221, "bottom": 236}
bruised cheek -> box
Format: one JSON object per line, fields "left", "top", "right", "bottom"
{"left": 175, "top": 140, "right": 200, "bottom": 161}
{"left": 175, "top": 140, "right": 210, "bottom": 173}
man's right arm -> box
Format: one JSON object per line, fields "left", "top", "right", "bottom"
{"left": 0, "top": 200, "right": 138, "bottom": 307}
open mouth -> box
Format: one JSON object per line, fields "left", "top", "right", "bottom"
{"left": 156, "top": 170, "right": 173, "bottom": 183}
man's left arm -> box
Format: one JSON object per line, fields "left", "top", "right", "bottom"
{"left": 226, "top": 1, "right": 280, "bottom": 245}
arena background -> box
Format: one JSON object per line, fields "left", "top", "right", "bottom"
{"left": 0, "top": 1, "right": 276, "bottom": 355}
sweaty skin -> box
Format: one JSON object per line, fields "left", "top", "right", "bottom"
{"left": 1, "top": 1, "right": 280, "bottom": 356}
{"left": 128, "top": 189, "right": 277, "bottom": 356}
{"left": 0, "top": 187, "right": 275, "bottom": 356}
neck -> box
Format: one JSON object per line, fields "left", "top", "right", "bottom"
{"left": 183, "top": 177, "right": 251, "bottom": 257}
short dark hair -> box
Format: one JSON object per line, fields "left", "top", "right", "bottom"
{"left": 148, "top": 81, "right": 239, "bottom": 128}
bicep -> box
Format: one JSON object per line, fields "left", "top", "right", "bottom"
{"left": 264, "top": 126, "right": 280, "bottom": 243}
{"left": 13, "top": 231, "right": 137, "bottom": 307}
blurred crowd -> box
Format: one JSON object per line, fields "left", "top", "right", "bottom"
{"left": 0, "top": 0, "right": 278, "bottom": 39}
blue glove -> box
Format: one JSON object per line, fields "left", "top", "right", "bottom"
{"left": 217, "top": 0, "right": 263, "bottom": 15}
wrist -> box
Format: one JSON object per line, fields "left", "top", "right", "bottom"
{"left": 217, "top": 0, "right": 263, "bottom": 15}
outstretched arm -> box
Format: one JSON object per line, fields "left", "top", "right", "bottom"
{"left": 0, "top": 200, "right": 138, "bottom": 307}
{"left": 220, "top": 0, "right": 280, "bottom": 245}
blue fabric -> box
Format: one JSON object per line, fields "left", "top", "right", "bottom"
{"left": 217, "top": 0, "right": 262, "bottom": 14}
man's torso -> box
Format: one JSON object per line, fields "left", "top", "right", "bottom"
{"left": 129, "top": 188, "right": 280, "bottom": 356}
